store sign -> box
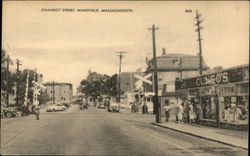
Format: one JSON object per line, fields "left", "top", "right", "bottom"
{"left": 196, "top": 72, "right": 229, "bottom": 87}
{"left": 176, "top": 66, "right": 248, "bottom": 90}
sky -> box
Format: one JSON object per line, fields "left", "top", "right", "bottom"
{"left": 2, "top": 1, "right": 249, "bottom": 94}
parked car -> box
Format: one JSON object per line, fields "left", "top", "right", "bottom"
{"left": 108, "top": 103, "right": 119, "bottom": 112}
{"left": 47, "top": 104, "right": 67, "bottom": 112}
{"left": 1, "top": 107, "right": 18, "bottom": 118}
{"left": 97, "top": 104, "right": 106, "bottom": 109}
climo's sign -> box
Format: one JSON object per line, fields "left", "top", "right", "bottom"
{"left": 176, "top": 66, "right": 248, "bottom": 90}
{"left": 196, "top": 72, "right": 228, "bottom": 87}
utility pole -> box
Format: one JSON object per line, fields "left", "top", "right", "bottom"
{"left": 6, "top": 55, "right": 10, "bottom": 107}
{"left": 52, "top": 81, "right": 55, "bottom": 104}
{"left": 16, "top": 59, "right": 22, "bottom": 106}
{"left": 195, "top": 10, "right": 204, "bottom": 75}
{"left": 148, "top": 24, "right": 160, "bottom": 123}
{"left": 115, "top": 51, "right": 127, "bottom": 102}
{"left": 177, "top": 58, "right": 183, "bottom": 80}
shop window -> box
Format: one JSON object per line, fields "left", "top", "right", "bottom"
{"left": 201, "top": 96, "right": 216, "bottom": 120}
{"left": 221, "top": 95, "right": 248, "bottom": 123}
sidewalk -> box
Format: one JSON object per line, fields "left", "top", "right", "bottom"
{"left": 153, "top": 120, "right": 248, "bottom": 150}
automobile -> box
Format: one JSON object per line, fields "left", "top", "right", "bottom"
{"left": 97, "top": 104, "right": 106, "bottom": 109}
{"left": 1, "top": 107, "right": 18, "bottom": 118}
{"left": 108, "top": 103, "right": 119, "bottom": 112}
{"left": 47, "top": 104, "right": 67, "bottom": 112}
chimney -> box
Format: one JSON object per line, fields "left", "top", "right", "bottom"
{"left": 162, "top": 48, "right": 166, "bottom": 55}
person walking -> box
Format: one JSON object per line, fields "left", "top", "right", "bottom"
{"left": 163, "top": 103, "right": 171, "bottom": 122}
{"left": 34, "top": 104, "right": 40, "bottom": 120}
{"left": 178, "top": 103, "right": 184, "bottom": 123}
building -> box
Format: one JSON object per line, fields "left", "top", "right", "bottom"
{"left": 120, "top": 72, "right": 144, "bottom": 93}
{"left": 145, "top": 51, "right": 209, "bottom": 115}
{"left": 175, "top": 64, "right": 249, "bottom": 130}
{"left": 44, "top": 81, "right": 73, "bottom": 104}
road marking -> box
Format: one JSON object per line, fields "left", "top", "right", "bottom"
{"left": 133, "top": 126, "right": 201, "bottom": 156}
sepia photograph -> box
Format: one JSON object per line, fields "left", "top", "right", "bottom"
{"left": 1, "top": 0, "right": 249, "bottom": 155}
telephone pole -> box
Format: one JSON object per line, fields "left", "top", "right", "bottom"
{"left": 16, "top": 59, "right": 22, "bottom": 106}
{"left": 148, "top": 24, "right": 160, "bottom": 123}
{"left": 6, "top": 55, "right": 10, "bottom": 107}
{"left": 177, "top": 58, "right": 183, "bottom": 80}
{"left": 52, "top": 81, "right": 55, "bottom": 104}
{"left": 115, "top": 51, "right": 127, "bottom": 102}
{"left": 195, "top": 10, "right": 204, "bottom": 75}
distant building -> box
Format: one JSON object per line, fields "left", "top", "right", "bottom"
{"left": 120, "top": 72, "right": 143, "bottom": 93}
{"left": 44, "top": 81, "right": 73, "bottom": 104}
{"left": 146, "top": 51, "right": 209, "bottom": 115}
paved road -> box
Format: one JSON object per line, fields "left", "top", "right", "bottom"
{"left": 1, "top": 105, "right": 248, "bottom": 155}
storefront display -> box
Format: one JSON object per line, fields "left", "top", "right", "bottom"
{"left": 175, "top": 64, "right": 249, "bottom": 130}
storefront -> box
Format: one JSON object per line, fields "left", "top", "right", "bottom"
{"left": 175, "top": 64, "right": 249, "bottom": 130}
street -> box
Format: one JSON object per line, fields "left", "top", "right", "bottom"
{"left": 1, "top": 105, "right": 247, "bottom": 156}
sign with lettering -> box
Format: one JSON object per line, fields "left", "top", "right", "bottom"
{"left": 176, "top": 66, "right": 248, "bottom": 90}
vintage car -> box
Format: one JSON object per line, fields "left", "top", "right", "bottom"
{"left": 97, "top": 104, "right": 106, "bottom": 109}
{"left": 47, "top": 104, "right": 67, "bottom": 112}
{"left": 1, "top": 107, "right": 18, "bottom": 118}
{"left": 108, "top": 102, "right": 120, "bottom": 112}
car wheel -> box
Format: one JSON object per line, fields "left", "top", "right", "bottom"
{"left": 5, "top": 112, "right": 13, "bottom": 118}
{"left": 52, "top": 109, "right": 55, "bottom": 112}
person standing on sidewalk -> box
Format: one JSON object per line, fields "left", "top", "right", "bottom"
{"left": 188, "top": 102, "right": 195, "bottom": 123}
{"left": 34, "top": 104, "right": 40, "bottom": 120}
{"left": 163, "top": 103, "right": 171, "bottom": 122}
{"left": 178, "top": 103, "right": 184, "bottom": 123}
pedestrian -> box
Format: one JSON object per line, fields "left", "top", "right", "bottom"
{"left": 163, "top": 103, "right": 171, "bottom": 122}
{"left": 34, "top": 104, "right": 40, "bottom": 120}
{"left": 131, "top": 102, "right": 136, "bottom": 113}
{"left": 189, "top": 102, "right": 195, "bottom": 123}
{"left": 142, "top": 103, "right": 148, "bottom": 114}
{"left": 178, "top": 103, "right": 184, "bottom": 123}
{"left": 175, "top": 104, "right": 179, "bottom": 122}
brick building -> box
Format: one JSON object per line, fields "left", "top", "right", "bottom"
{"left": 44, "top": 81, "right": 73, "bottom": 104}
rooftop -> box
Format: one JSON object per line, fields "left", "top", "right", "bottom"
{"left": 147, "top": 53, "right": 209, "bottom": 72}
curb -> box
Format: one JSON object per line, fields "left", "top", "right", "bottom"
{"left": 151, "top": 122, "right": 248, "bottom": 150}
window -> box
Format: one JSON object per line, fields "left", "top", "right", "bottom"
{"left": 165, "top": 100, "right": 169, "bottom": 105}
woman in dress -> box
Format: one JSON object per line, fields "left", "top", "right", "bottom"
{"left": 178, "top": 103, "right": 184, "bottom": 123}
{"left": 189, "top": 102, "right": 195, "bottom": 123}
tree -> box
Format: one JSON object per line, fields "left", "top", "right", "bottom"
{"left": 1, "top": 49, "right": 16, "bottom": 105}
{"left": 78, "top": 71, "right": 114, "bottom": 99}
